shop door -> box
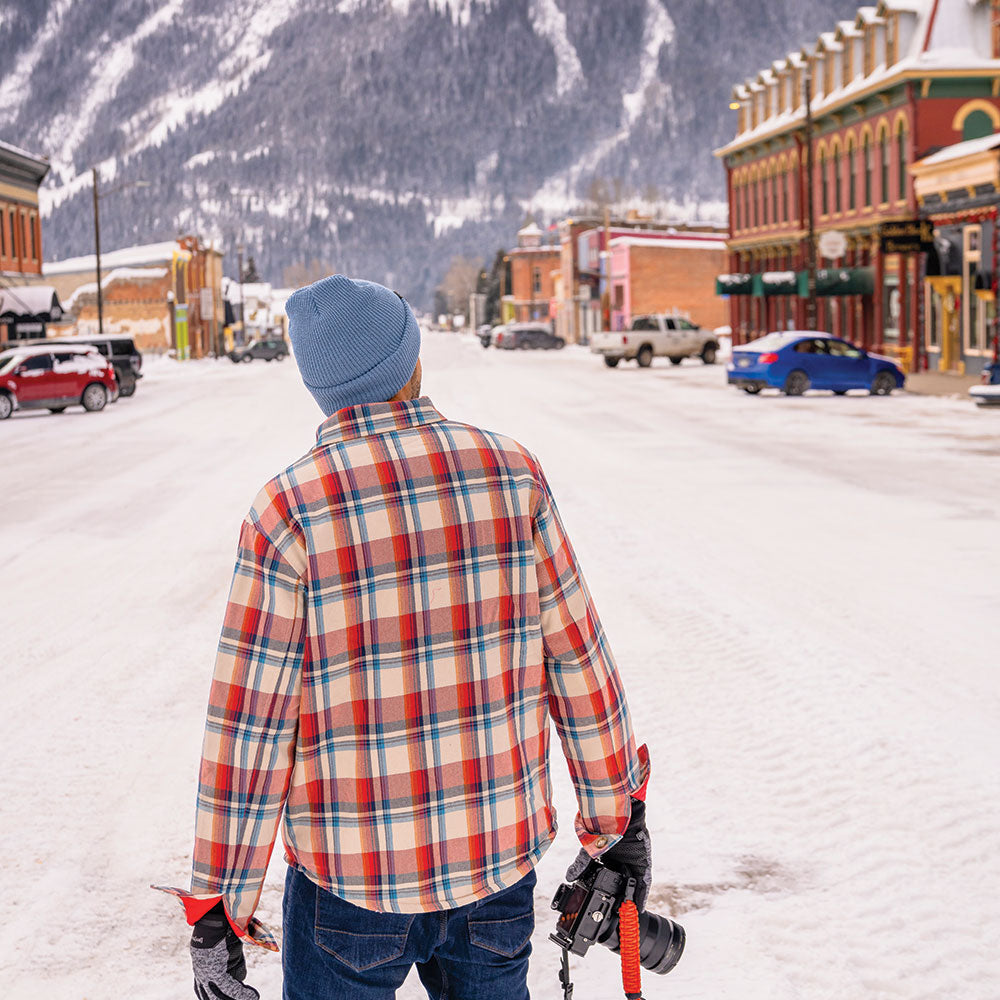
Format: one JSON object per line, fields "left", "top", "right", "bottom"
{"left": 937, "top": 279, "right": 963, "bottom": 372}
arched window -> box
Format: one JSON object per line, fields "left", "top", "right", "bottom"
{"left": 847, "top": 140, "right": 857, "bottom": 210}
{"left": 863, "top": 134, "right": 873, "bottom": 207}
{"left": 834, "top": 148, "right": 842, "bottom": 213}
{"left": 879, "top": 130, "right": 890, "bottom": 204}
{"left": 896, "top": 125, "right": 907, "bottom": 200}
{"left": 819, "top": 149, "right": 828, "bottom": 215}
{"left": 962, "top": 109, "right": 995, "bottom": 142}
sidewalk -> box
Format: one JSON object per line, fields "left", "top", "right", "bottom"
{"left": 906, "top": 370, "right": 980, "bottom": 397}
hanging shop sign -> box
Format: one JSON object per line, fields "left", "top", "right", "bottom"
{"left": 819, "top": 230, "right": 847, "bottom": 261}
{"left": 879, "top": 220, "right": 935, "bottom": 254}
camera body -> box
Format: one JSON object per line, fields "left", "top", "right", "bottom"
{"left": 550, "top": 863, "right": 629, "bottom": 957}
{"left": 550, "top": 859, "right": 686, "bottom": 975}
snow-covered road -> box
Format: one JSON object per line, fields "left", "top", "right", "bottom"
{"left": 2, "top": 333, "right": 998, "bottom": 1000}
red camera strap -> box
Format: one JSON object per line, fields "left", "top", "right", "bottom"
{"left": 618, "top": 900, "right": 643, "bottom": 1000}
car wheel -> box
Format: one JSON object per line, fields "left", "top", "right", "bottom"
{"left": 783, "top": 370, "right": 810, "bottom": 396}
{"left": 230, "top": 356, "right": 240, "bottom": 364}
{"left": 242, "top": 354, "right": 253, "bottom": 363}
{"left": 48, "top": 406, "right": 67, "bottom": 414}
{"left": 120, "top": 380, "right": 136, "bottom": 397}
{"left": 603, "top": 356, "right": 620, "bottom": 368}
{"left": 81, "top": 383, "right": 108, "bottom": 412}
{"left": 669, "top": 356, "right": 684, "bottom": 366}
{"left": 636, "top": 345, "right": 653, "bottom": 368}
{"left": 742, "top": 384, "right": 762, "bottom": 394}
{"left": 0, "top": 393, "right": 13, "bottom": 419}
{"left": 701, "top": 345, "right": 718, "bottom": 365}
{"left": 265, "top": 356, "right": 273, "bottom": 362}
{"left": 277, "top": 352, "right": 287, "bottom": 360}
{"left": 871, "top": 371, "right": 896, "bottom": 396}
{"left": 833, "top": 390, "right": 848, "bottom": 396}
{"left": 555, "top": 339, "right": 565, "bottom": 349}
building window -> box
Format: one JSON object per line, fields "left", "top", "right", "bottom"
{"left": 863, "top": 134, "right": 873, "bottom": 207}
{"left": 897, "top": 125, "right": 907, "bottom": 200}
{"left": 30, "top": 214, "right": 38, "bottom": 260}
{"left": 843, "top": 39, "right": 853, "bottom": 81}
{"left": 0, "top": 207, "right": 5, "bottom": 257}
{"left": 962, "top": 109, "right": 996, "bottom": 142}
{"left": 772, "top": 171, "right": 779, "bottom": 224}
{"left": 9, "top": 209, "right": 17, "bottom": 257}
{"left": 864, "top": 27, "right": 874, "bottom": 76}
{"left": 532, "top": 266, "right": 541, "bottom": 295}
{"left": 820, "top": 149, "right": 828, "bottom": 215}
{"left": 781, "top": 169, "right": 789, "bottom": 222}
{"left": 879, "top": 131, "right": 889, "bottom": 204}
{"left": 834, "top": 149, "right": 842, "bottom": 213}
{"left": 848, "top": 141, "right": 857, "bottom": 209}
{"left": 993, "top": 0, "right": 1000, "bottom": 58}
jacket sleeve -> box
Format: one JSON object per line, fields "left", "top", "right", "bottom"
{"left": 157, "top": 515, "right": 306, "bottom": 949}
{"left": 531, "top": 466, "right": 649, "bottom": 858}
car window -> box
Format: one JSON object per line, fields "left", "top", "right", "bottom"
{"left": 662, "top": 318, "right": 676, "bottom": 330}
{"left": 827, "top": 339, "right": 863, "bottom": 358}
{"left": 0, "top": 356, "right": 19, "bottom": 376}
{"left": 19, "top": 353, "right": 52, "bottom": 371}
{"left": 677, "top": 318, "right": 695, "bottom": 329}
{"left": 631, "top": 317, "right": 658, "bottom": 331}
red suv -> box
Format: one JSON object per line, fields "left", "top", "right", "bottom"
{"left": 0, "top": 344, "right": 118, "bottom": 419}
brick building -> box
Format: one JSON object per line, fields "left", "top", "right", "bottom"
{"left": 45, "top": 238, "right": 224, "bottom": 357}
{"left": 555, "top": 216, "right": 728, "bottom": 342}
{"left": 716, "top": 0, "right": 1000, "bottom": 373}
{"left": 0, "top": 140, "right": 64, "bottom": 342}
{"left": 0, "top": 140, "right": 47, "bottom": 281}
{"left": 504, "top": 222, "right": 561, "bottom": 323}
{"left": 609, "top": 235, "right": 729, "bottom": 331}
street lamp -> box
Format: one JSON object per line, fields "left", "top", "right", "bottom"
{"left": 91, "top": 169, "right": 150, "bottom": 335}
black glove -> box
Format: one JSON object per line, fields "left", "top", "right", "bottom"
{"left": 566, "top": 798, "right": 652, "bottom": 912}
{"left": 190, "top": 902, "right": 260, "bottom": 1000}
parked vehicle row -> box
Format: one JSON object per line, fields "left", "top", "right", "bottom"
{"left": 591, "top": 314, "right": 720, "bottom": 368}
{"left": 2, "top": 334, "right": 144, "bottom": 397}
{"left": 0, "top": 343, "right": 119, "bottom": 418}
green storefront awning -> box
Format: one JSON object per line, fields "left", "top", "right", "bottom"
{"left": 814, "top": 266, "right": 875, "bottom": 297}
{"left": 752, "top": 271, "right": 809, "bottom": 297}
{"left": 716, "top": 273, "right": 753, "bottom": 296}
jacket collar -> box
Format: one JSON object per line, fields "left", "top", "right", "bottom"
{"left": 315, "top": 396, "right": 446, "bottom": 446}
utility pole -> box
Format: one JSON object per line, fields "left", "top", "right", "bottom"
{"left": 92, "top": 167, "right": 104, "bottom": 336}
{"left": 804, "top": 66, "right": 818, "bottom": 331}
{"left": 237, "top": 242, "right": 246, "bottom": 344}
{"left": 602, "top": 202, "right": 612, "bottom": 332}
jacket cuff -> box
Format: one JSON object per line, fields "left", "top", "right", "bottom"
{"left": 630, "top": 743, "right": 650, "bottom": 802}
{"left": 151, "top": 885, "right": 278, "bottom": 952}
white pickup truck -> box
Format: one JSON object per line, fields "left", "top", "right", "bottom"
{"left": 590, "top": 314, "right": 720, "bottom": 368}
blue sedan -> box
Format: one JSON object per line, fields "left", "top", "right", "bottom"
{"left": 727, "top": 332, "right": 905, "bottom": 396}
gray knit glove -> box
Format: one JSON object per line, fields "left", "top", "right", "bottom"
{"left": 567, "top": 798, "right": 652, "bottom": 912}
{"left": 190, "top": 903, "right": 259, "bottom": 1000}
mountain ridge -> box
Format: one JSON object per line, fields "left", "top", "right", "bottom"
{"left": 1, "top": 0, "right": 858, "bottom": 304}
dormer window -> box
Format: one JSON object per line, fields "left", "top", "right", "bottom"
{"left": 864, "top": 26, "right": 874, "bottom": 75}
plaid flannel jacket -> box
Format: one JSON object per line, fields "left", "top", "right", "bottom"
{"left": 156, "top": 398, "right": 648, "bottom": 948}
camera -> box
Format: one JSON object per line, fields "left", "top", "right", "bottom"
{"left": 550, "top": 860, "right": 685, "bottom": 975}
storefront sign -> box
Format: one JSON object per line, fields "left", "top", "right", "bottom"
{"left": 819, "top": 230, "right": 847, "bottom": 260}
{"left": 879, "top": 220, "right": 935, "bottom": 254}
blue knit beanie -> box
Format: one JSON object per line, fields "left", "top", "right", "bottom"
{"left": 286, "top": 275, "right": 421, "bottom": 415}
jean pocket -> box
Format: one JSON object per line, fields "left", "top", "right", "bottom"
{"left": 314, "top": 888, "right": 414, "bottom": 972}
{"left": 468, "top": 911, "right": 535, "bottom": 959}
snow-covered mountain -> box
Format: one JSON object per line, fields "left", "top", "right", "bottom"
{"left": 1, "top": 0, "right": 856, "bottom": 303}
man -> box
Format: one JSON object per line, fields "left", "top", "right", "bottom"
{"left": 157, "top": 276, "right": 651, "bottom": 1000}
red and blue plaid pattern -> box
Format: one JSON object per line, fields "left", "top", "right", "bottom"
{"left": 156, "top": 398, "right": 647, "bottom": 948}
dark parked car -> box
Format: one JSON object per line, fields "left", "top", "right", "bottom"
{"left": 494, "top": 324, "right": 565, "bottom": 350}
{"left": 727, "top": 331, "right": 905, "bottom": 396}
{"left": 229, "top": 337, "right": 288, "bottom": 363}
{"left": 0, "top": 344, "right": 118, "bottom": 418}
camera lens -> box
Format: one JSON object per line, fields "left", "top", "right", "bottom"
{"left": 636, "top": 910, "right": 686, "bottom": 974}
{"left": 600, "top": 909, "right": 686, "bottom": 975}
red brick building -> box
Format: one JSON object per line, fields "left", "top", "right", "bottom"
{"left": 0, "top": 140, "right": 47, "bottom": 281}
{"left": 717, "top": 0, "right": 1000, "bottom": 370}
{"left": 505, "top": 222, "right": 561, "bottom": 323}
{"left": 609, "top": 235, "right": 729, "bottom": 331}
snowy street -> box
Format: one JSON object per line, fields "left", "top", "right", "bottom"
{"left": 2, "top": 332, "right": 999, "bottom": 1000}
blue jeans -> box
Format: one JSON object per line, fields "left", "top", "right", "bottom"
{"left": 282, "top": 865, "right": 535, "bottom": 1000}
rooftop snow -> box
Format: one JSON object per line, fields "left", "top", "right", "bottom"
{"left": 44, "top": 241, "right": 187, "bottom": 275}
